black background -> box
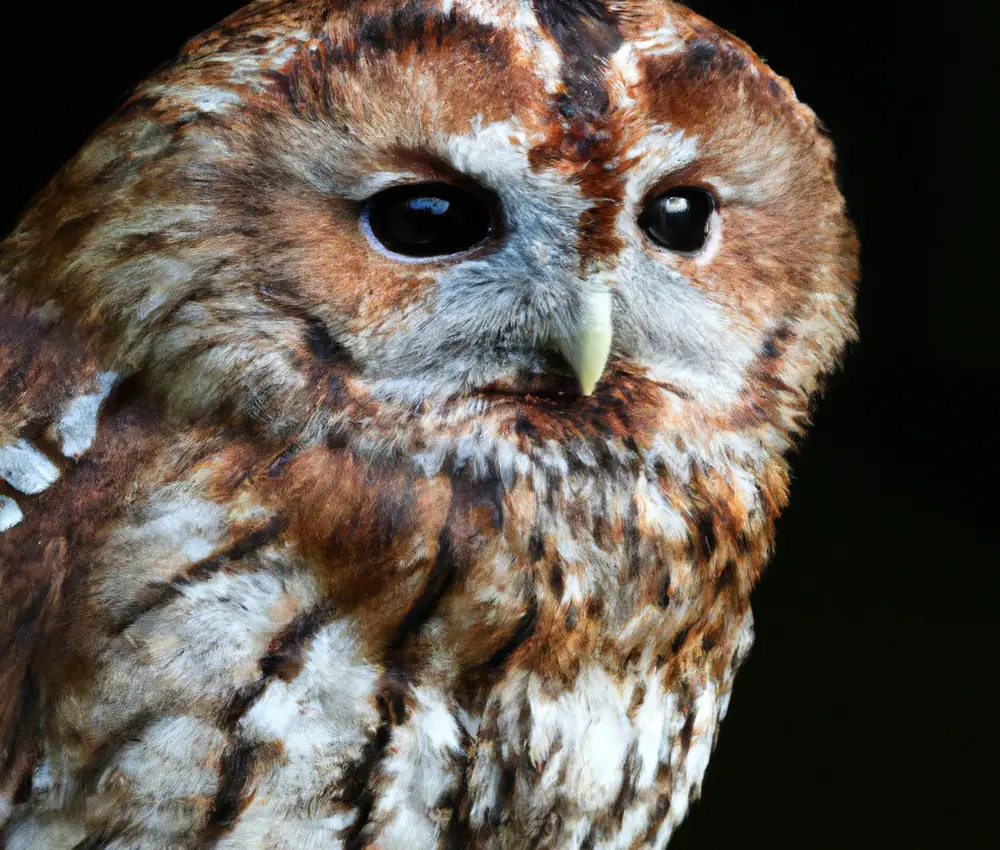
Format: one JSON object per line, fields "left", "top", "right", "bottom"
{"left": 1, "top": 2, "right": 995, "bottom": 848}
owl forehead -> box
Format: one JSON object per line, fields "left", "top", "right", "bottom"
{"left": 306, "top": 0, "right": 791, "bottom": 129}
{"left": 179, "top": 0, "right": 804, "bottom": 165}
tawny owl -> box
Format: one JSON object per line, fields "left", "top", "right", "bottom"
{"left": 0, "top": 1, "right": 858, "bottom": 847}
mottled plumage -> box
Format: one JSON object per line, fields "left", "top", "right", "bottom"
{"left": 0, "top": 1, "right": 857, "bottom": 847}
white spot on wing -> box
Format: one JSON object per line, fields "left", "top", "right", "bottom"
{"left": 0, "top": 439, "right": 60, "bottom": 495}
{"left": 0, "top": 495, "right": 23, "bottom": 532}
{"left": 50, "top": 371, "right": 117, "bottom": 459}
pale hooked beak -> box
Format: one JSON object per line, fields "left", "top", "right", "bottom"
{"left": 549, "top": 289, "right": 613, "bottom": 396}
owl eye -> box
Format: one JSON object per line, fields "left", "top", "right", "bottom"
{"left": 639, "top": 187, "right": 716, "bottom": 253}
{"left": 363, "top": 182, "right": 495, "bottom": 259}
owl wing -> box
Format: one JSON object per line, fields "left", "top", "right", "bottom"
{"left": 0, "top": 290, "right": 120, "bottom": 817}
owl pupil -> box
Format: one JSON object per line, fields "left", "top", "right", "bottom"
{"left": 365, "top": 182, "right": 494, "bottom": 258}
{"left": 640, "top": 187, "right": 715, "bottom": 253}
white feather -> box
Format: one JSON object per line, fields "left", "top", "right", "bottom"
{"left": 0, "top": 439, "right": 60, "bottom": 495}
{"left": 0, "top": 495, "right": 23, "bottom": 533}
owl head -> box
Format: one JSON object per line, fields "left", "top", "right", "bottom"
{"left": 1, "top": 0, "right": 857, "bottom": 454}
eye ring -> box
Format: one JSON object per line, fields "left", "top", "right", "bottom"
{"left": 639, "top": 186, "right": 717, "bottom": 254}
{"left": 361, "top": 181, "right": 498, "bottom": 261}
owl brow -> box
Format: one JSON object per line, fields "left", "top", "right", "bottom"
{"left": 266, "top": 1, "right": 516, "bottom": 118}
{"left": 531, "top": 0, "right": 623, "bottom": 61}
{"left": 334, "top": 0, "right": 510, "bottom": 65}
{"left": 531, "top": 0, "right": 623, "bottom": 109}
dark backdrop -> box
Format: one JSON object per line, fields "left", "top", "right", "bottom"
{"left": 2, "top": 2, "right": 994, "bottom": 848}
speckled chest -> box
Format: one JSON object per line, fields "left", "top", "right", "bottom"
{"left": 5, "top": 399, "right": 762, "bottom": 849}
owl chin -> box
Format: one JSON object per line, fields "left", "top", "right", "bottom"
{"left": 478, "top": 351, "right": 582, "bottom": 400}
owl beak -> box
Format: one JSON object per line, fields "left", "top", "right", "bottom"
{"left": 550, "top": 289, "right": 613, "bottom": 396}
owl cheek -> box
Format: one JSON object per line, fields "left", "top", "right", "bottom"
{"left": 682, "top": 223, "right": 816, "bottom": 331}
{"left": 266, "top": 194, "right": 436, "bottom": 323}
